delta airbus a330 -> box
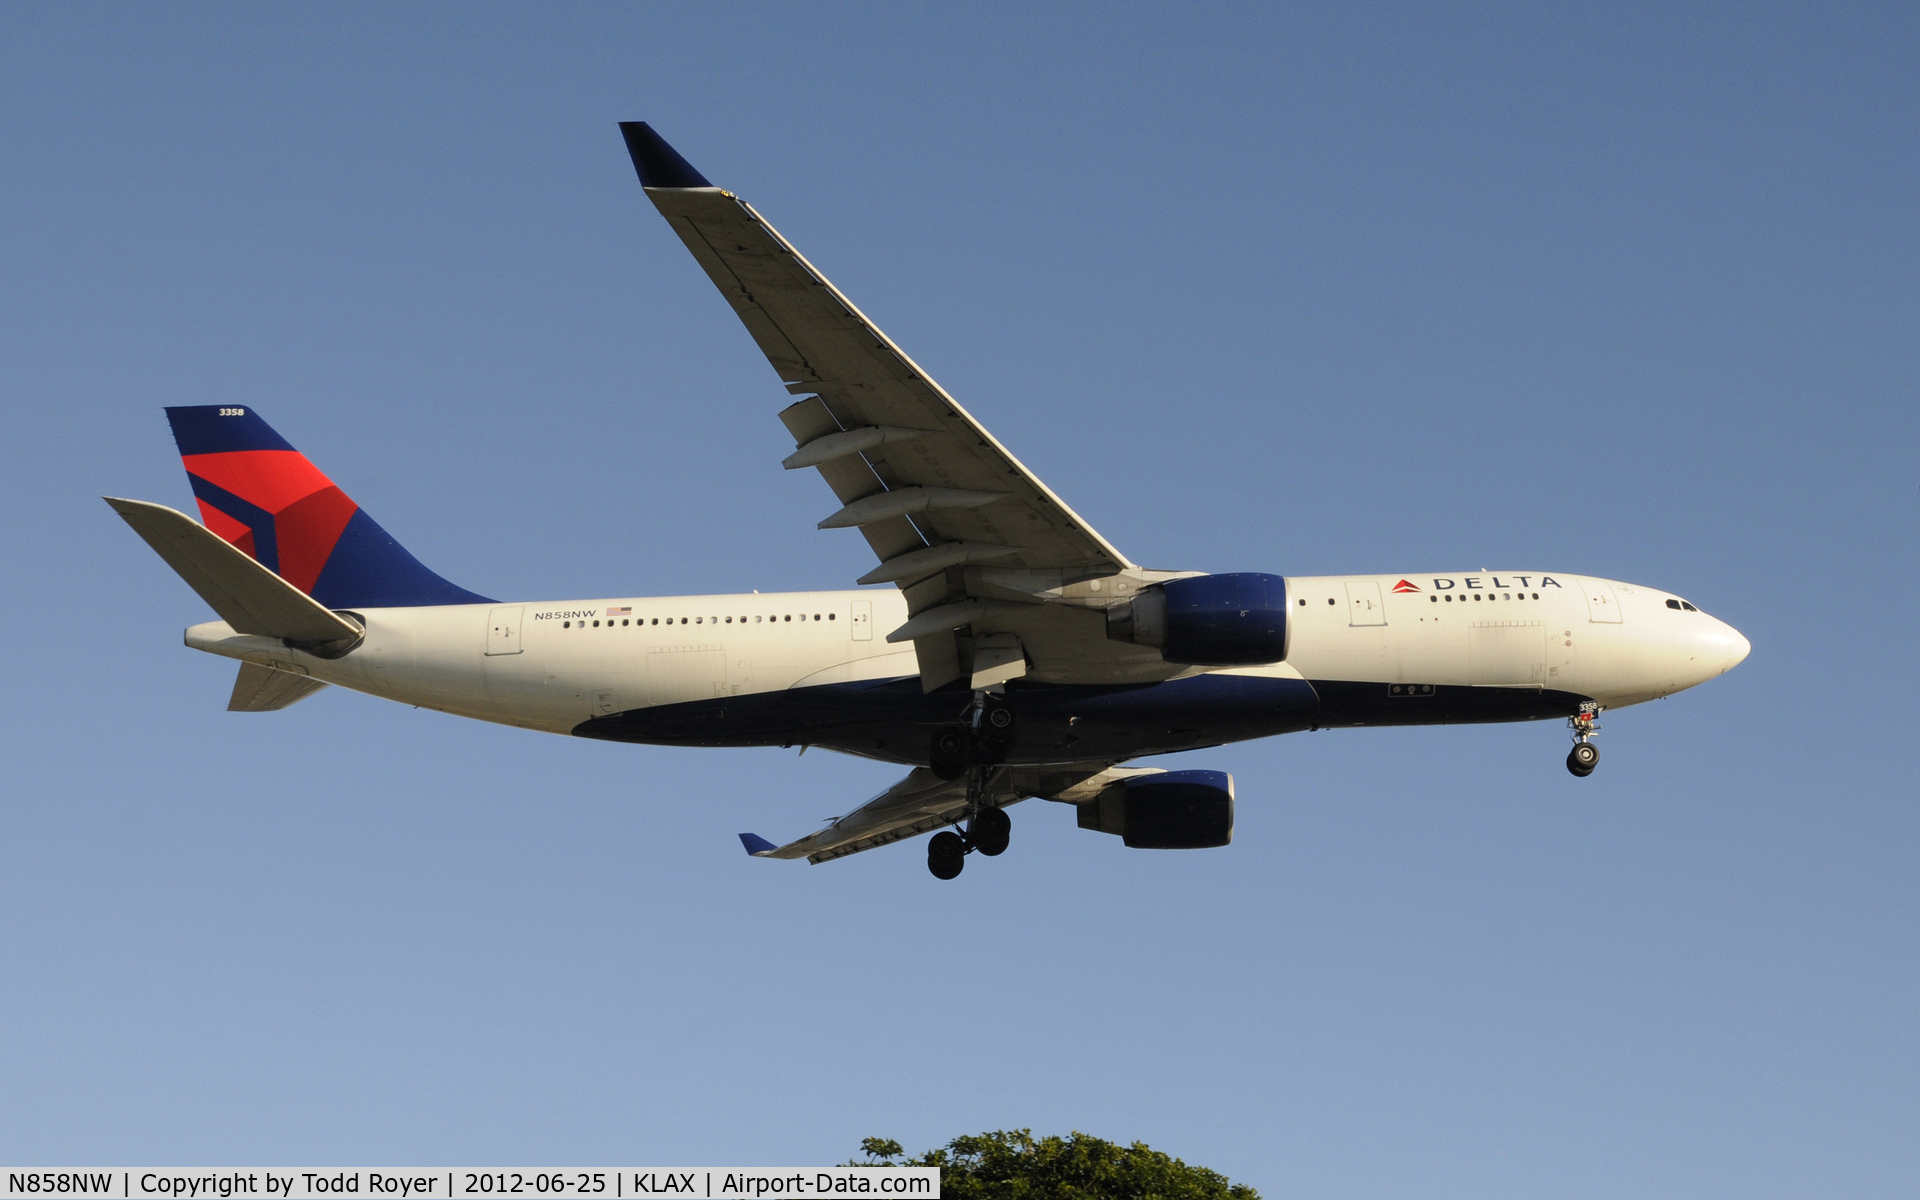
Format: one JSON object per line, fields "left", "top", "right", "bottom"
{"left": 110, "top": 123, "right": 1751, "bottom": 879}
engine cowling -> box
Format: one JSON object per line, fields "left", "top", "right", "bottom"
{"left": 1076, "top": 769, "right": 1234, "bottom": 849}
{"left": 1106, "top": 572, "right": 1288, "bottom": 665}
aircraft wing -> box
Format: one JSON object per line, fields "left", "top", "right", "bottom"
{"left": 622, "top": 124, "right": 1166, "bottom": 690}
{"left": 741, "top": 761, "right": 1160, "bottom": 865}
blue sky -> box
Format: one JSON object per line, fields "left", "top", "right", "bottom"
{"left": 1, "top": 3, "right": 1914, "bottom": 1195}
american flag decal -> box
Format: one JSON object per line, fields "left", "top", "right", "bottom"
{"left": 607, "top": 606, "right": 632, "bottom": 616}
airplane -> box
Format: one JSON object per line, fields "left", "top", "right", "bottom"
{"left": 108, "top": 122, "right": 1752, "bottom": 880}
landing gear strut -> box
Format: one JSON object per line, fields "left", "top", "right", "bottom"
{"left": 1566, "top": 702, "right": 1602, "bottom": 777}
{"left": 924, "top": 761, "right": 1016, "bottom": 879}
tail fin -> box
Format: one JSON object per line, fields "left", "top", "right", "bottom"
{"left": 163, "top": 406, "right": 490, "bottom": 608}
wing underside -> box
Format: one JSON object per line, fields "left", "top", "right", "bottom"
{"left": 747, "top": 762, "right": 1164, "bottom": 865}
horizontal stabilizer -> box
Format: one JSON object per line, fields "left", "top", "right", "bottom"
{"left": 228, "top": 661, "right": 330, "bottom": 711}
{"left": 105, "top": 497, "right": 362, "bottom": 650}
{"left": 738, "top": 833, "right": 779, "bottom": 857}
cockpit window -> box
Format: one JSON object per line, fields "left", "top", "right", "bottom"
{"left": 1666, "top": 599, "right": 1682, "bottom": 610}
{"left": 1682, "top": 601, "right": 1698, "bottom": 612}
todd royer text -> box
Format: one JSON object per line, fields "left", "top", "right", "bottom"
{"left": 1, "top": 1170, "right": 937, "bottom": 1200}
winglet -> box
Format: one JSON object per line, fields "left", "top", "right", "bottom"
{"left": 738, "top": 832, "right": 779, "bottom": 857}
{"left": 620, "top": 122, "right": 712, "bottom": 189}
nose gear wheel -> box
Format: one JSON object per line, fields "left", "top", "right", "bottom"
{"left": 1566, "top": 702, "right": 1602, "bottom": 777}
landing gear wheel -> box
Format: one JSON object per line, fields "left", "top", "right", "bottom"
{"left": 927, "top": 830, "right": 966, "bottom": 879}
{"left": 929, "top": 727, "right": 970, "bottom": 781}
{"left": 1567, "top": 742, "right": 1599, "bottom": 777}
{"left": 977, "top": 694, "right": 1018, "bottom": 758}
{"left": 971, "top": 806, "right": 1011, "bottom": 857}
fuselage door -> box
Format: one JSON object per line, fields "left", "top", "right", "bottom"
{"left": 485, "top": 606, "right": 524, "bottom": 655}
{"left": 1582, "top": 579, "right": 1623, "bottom": 623}
{"left": 1345, "top": 580, "right": 1386, "bottom": 626}
{"left": 850, "top": 600, "right": 872, "bottom": 641}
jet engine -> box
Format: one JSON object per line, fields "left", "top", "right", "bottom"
{"left": 1076, "top": 769, "right": 1234, "bottom": 849}
{"left": 1105, "top": 571, "right": 1288, "bottom": 665}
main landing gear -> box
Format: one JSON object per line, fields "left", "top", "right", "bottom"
{"left": 925, "top": 776, "right": 1014, "bottom": 880}
{"left": 925, "top": 691, "right": 1021, "bottom": 879}
{"left": 1566, "top": 702, "right": 1602, "bottom": 777}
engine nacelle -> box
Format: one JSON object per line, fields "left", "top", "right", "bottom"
{"left": 1106, "top": 572, "right": 1288, "bottom": 665}
{"left": 1076, "top": 769, "right": 1234, "bottom": 849}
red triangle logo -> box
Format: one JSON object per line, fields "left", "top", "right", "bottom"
{"left": 1391, "top": 579, "right": 1420, "bottom": 593}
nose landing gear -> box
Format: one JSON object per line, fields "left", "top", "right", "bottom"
{"left": 1566, "top": 703, "right": 1602, "bottom": 777}
{"left": 924, "top": 762, "right": 1016, "bottom": 879}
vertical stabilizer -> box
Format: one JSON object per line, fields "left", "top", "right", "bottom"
{"left": 163, "top": 406, "right": 490, "bottom": 608}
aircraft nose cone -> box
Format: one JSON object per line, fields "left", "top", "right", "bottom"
{"left": 1726, "top": 626, "right": 1751, "bottom": 668}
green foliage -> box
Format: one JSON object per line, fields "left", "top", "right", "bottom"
{"left": 850, "top": 1130, "right": 1257, "bottom": 1200}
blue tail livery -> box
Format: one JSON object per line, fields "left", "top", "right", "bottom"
{"left": 164, "top": 406, "right": 491, "bottom": 609}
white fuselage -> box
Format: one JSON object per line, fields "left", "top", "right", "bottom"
{"left": 182, "top": 572, "right": 1749, "bottom": 753}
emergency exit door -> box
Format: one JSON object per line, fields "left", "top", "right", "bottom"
{"left": 485, "top": 606, "right": 524, "bottom": 654}
{"left": 1345, "top": 580, "right": 1386, "bottom": 626}
{"left": 1581, "top": 579, "right": 1623, "bottom": 623}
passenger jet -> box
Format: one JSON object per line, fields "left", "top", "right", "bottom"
{"left": 109, "top": 123, "right": 1751, "bottom": 879}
